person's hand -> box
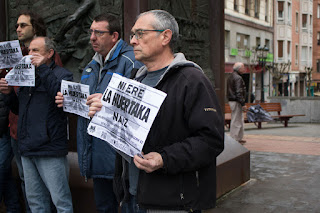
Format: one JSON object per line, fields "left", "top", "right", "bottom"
{"left": 0, "top": 78, "right": 13, "bottom": 94}
{"left": 55, "top": 91, "right": 64, "bottom": 108}
{"left": 30, "top": 53, "right": 47, "bottom": 67}
{"left": 242, "top": 105, "right": 247, "bottom": 111}
{"left": 133, "top": 152, "right": 164, "bottom": 173}
{"left": 86, "top": 93, "right": 103, "bottom": 117}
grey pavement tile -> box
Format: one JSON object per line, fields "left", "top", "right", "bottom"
{"left": 215, "top": 151, "right": 320, "bottom": 212}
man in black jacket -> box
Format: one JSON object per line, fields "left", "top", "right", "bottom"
{"left": 0, "top": 71, "right": 20, "bottom": 212}
{"left": 0, "top": 37, "right": 73, "bottom": 212}
{"left": 87, "top": 9, "right": 224, "bottom": 212}
{"left": 227, "top": 62, "right": 247, "bottom": 144}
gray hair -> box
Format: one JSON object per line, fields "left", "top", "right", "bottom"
{"left": 138, "top": 10, "right": 179, "bottom": 50}
{"left": 233, "top": 62, "right": 244, "bottom": 72}
{"left": 44, "top": 37, "right": 56, "bottom": 52}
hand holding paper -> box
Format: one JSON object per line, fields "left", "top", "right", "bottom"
{"left": 0, "top": 78, "right": 13, "bottom": 94}
{"left": 55, "top": 91, "right": 64, "bottom": 108}
{"left": 133, "top": 152, "right": 164, "bottom": 173}
{"left": 87, "top": 93, "right": 103, "bottom": 118}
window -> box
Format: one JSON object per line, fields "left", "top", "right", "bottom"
{"left": 265, "top": 0, "right": 269, "bottom": 21}
{"left": 317, "top": 60, "right": 320, "bottom": 73}
{"left": 287, "top": 41, "right": 291, "bottom": 59}
{"left": 310, "top": 15, "right": 312, "bottom": 28}
{"left": 287, "top": 3, "right": 291, "bottom": 23}
{"left": 256, "top": 37, "right": 261, "bottom": 48}
{"left": 278, "top": 1, "right": 284, "bottom": 19}
{"left": 265, "top": 39, "right": 270, "bottom": 49}
{"left": 296, "top": 12, "right": 299, "bottom": 32}
{"left": 245, "top": 0, "right": 250, "bottom": 15}
{"left": 302, "top": 14, "right": 307, "bottom": 28}
{"left": 278, "top": 40, "right": 284, "bottom": 58}
{"left": 236, "top": 33, "right": 250, "bottom": 49}
{"left": 225, "top": 30, "right": 230, "bottom": 48}
{"left": 301, "top": 46, "right": 307, "bottom": 66}
{"left": 317, "top": 32, "right": 320, "bottom": 45}
{"left": 317, "top": 4, "right": 320, "bottom": 18}
{"left": 255, "top": 0, "right": 260, "bottom": 18}
{"left": 309, "top": 47, "right": 312, "bottom": 66}
{"left": 295, "top": 45, "right": 298, "bottom": 65}
{"left": 234, "top": 0, "right": 239, "bottom": 11}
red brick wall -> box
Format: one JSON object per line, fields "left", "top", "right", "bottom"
{"left": 291, "top": 0, "right": 300, "bottom": 72}
{"left": 313, "top": 0, "right": 320, "bottom": 81}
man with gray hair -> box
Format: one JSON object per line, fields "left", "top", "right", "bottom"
{"left": 227, "top": 62, "right": 247, "bottom": 144}
{"left": 0, "top": 36, "right": 74, "bottom": 212}
{"left": 88, "top": 9, "right": 224, "bottom": 212}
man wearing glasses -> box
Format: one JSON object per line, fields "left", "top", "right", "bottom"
{"left": 0, "top": 11, "right": 63, "bottom": 213}
{"left": 56, "top": 13, "right": 142, "bottom": 213}
{"left": 130, "top": 10, "right": 224, "bottom": 213}
{"left": 89, "top": 9, "right": 224, "bottom": 213}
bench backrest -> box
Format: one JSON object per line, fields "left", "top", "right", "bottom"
{"left": 225, "top": 102, "right": 282, "bottom": 115}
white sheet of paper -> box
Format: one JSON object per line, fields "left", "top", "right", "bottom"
{"left": 87, "top": 74, "right": 167, "bottom": 158}
{"left": 0, "top": 40, "right": 23, "bottom": 69}
{"left": 61, "top": 80, "right": 90, "bottom": 119}
{"left": 5, "top": 55, "right": 35, "bottom": 86}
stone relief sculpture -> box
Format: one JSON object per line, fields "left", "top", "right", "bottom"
{"left": 54, "top": 0, "right": 100, "bottom": 81}
{"left": 7, "top": 0, "right": 208, "bottom": 81}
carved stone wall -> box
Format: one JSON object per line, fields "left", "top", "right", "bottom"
{"left": 7, "top": 0, "right": 211, "bottom": 82}
{"left": 148, "top": 0, "right": 212, "bottom": 81}
{"left": 7, "top": 0, "right": 122, "bottom": 81}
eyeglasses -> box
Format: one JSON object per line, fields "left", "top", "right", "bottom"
{"left": 130, "top": 29, "right": 164, "bottom": 40}
{"left": 88, "top": 29, "right": 111, "bottom": 37}
{"left": 15, "top": 23, "right": 32, "bottom": 29}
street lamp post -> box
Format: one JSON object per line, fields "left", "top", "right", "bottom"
{"left": 256, "top": 45, "right": 269, "bottom": 102}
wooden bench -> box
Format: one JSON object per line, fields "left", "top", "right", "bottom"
{"left": 225, "top": 102, "right": 305, "bottom": 129}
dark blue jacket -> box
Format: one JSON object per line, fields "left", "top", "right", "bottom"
{"left": 77, "top": 39, "right": 143, "bottom": 179}
{"left": 8, "top": 61, "right": 73, "bottom": 156}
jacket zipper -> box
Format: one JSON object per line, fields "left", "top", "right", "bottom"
{"left": 196, "top": 171, "right": 199, "bottom": 187}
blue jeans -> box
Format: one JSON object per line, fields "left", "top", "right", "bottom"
{"left": 0, "top": 132, "right": 21, "bottom": 212}
{"left": 93, "top": 178, "right": 118, "bottom": 213}
{"left": 21, "top": 155, "right": 73, "bottom": 213}
{"left": 121, "top": 194, "right": 146, "bottom": 213}
{"left": 11, "top": 137, "right": 31, "bottom": 213}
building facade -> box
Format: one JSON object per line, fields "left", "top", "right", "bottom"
{"left": 313, "top": 0, "right": 320, "bottom": 95}
{"left": 274, "top": 0, "right": 313, "bottom": 97}
{"left": 225, "top": 0, "right": 274, "bottom": 102}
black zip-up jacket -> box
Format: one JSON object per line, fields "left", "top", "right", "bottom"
{"left": 7, "top": 61, "right": 73, "bottom": 156}
{"left": 0, "top": 78, "right": 9, "bottom": 136}
{"left": 227, "top": 71, "right": 246, "bottom": 106}
{"left": 114, "top": 53, "right": 224, "bottom": 211}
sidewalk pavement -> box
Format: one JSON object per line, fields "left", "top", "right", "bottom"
{"left": 214, "top": 122, "right": 320, "bottom": 213}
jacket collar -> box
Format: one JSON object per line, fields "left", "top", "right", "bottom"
{"left": 92, "top": 39, "right": 124, "bottom": 69}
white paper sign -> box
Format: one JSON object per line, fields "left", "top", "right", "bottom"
{"left": 0, "top": 40, "right": 23, "bottom": 69}
{"left": 61, "top": 80, "right": 90, "bottom": 119}
{"left": 5, "top": 55, "right": 35, "bottom": 86}
{"left": 87, "top": 74, "right": 167, "bottom": 158}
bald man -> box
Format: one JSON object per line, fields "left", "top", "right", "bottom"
{"left": 227, "top": 62, "right": 247, "bottom": 144}
{"left": 0, "top": 37, "right": 73, "bottom": 212}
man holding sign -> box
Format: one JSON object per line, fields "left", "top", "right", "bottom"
{"left": 0, "top": 37, "right": 73, "bottom": 212}
{"left": 88, "top": 9, "right": 225, "bottom": 213}
{"left": 55, "top": 13, "right": 142, "bottom": 212}
{"left": 128, "top": 10, "right": 224, "bottom": 213}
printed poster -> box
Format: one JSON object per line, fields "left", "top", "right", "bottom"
{"left": 61, "top": 80, "right": 90, "bottom": 119}
{"left": 0, "top": 40, "right": 23, "bottom": 69}
{"left": 5, "top": 55, "right": 35, "bottom": 86}
{"left": 87, "top": 74, "right": 167, "bottom": 158}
